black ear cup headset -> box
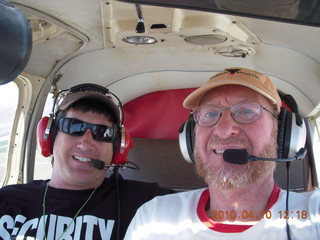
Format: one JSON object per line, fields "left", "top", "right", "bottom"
{"left": 178, "top": 91, "right": 307, "bottom": 164}
{"left": 276, "top": 92, "right": 307, "bottom": 240}
{"left": 178, "top": 91, "right": 307, "bottom": 240}
{"left": 36, "top": 83, "right": 134, "bottom": 168}
{"left": 276, "top": 91, "right": 307, "bottom": 159}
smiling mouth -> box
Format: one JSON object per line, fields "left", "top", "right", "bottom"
{"left": 72, "top": 156, "right": 92, "bottom": 163}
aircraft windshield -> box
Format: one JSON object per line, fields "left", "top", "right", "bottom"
{"left": 119, "top": 0, "right": 320, "bottom": 27}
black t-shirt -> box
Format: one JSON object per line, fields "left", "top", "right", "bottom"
{"left": 0, "top": 175, "right": 173, "bottom": 240}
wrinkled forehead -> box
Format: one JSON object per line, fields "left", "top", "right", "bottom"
{"left": 199, "top": 85, "right": 273, "bottom": 107}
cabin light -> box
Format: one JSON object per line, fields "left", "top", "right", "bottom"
{"left": 122, "top": 36, "right": 157, "bottom": 44}
{"left": 185, "top": 34, "right": 227, "bottom": 45}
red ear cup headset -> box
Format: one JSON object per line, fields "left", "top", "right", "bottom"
{"left": 112, "top": 128, "right": 134, "bottom": 165}
{"left": 178, "top": 92, "right": 307, "bottom": 163}
{"left": 37, "top": 115, "right": 54, "bottom": 158}
{"left": 36, "top": 83, "right": 133, "bottom": 165}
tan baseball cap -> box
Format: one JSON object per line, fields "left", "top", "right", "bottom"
{"left": 59, "top": 90, "right": 121, "bottom": 125}
{"left": 183, "top": 67, "right": 282, "bottom": 113}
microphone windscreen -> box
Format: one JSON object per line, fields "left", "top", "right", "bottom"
{"left": 92, "top": 159, "right": 105, "bottom": 170}
{"left": 223, "top": 149, "right": 249, "bottom": 165}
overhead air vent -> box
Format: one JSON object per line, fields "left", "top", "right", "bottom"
{"left": 216, "top": 46, "right": 256, "bottom": 58}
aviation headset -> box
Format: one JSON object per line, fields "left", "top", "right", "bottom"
{"left": 36, "top": 83, "right": 133, "bottom": 165}
{"left": 179, "top": 91, "right": 307, "bottom": 163}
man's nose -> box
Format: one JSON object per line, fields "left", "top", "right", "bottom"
{"left": 212, "top": 111, "right": 240, "bottom": 138}
{"left": 77, "top": 129, "right": 95, "bottom": 147}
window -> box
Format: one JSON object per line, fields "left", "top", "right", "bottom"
{"left": 316, "top": 116, "right": 320, "bottom": 138}
{"left": 311, "top": 113, "right": 320, "bottom": 187}
{"left": 0, "top": 82, "right": 18, "bottom": 185}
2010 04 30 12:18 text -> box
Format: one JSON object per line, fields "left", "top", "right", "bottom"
{"left": 209, "top": 210, "right": 308, "bottom": 220}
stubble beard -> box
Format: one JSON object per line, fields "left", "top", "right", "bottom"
{"left": 194, "top": 126, "right": 278, "bottom": 190}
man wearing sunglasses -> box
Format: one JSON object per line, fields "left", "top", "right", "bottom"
{"left": 0, "top": 84, "right": 173, "bottom": 240}
{"left": 125, "top": 68, "right": 320, "bottom": 240}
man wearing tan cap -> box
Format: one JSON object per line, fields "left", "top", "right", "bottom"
{"left": 125, "top": 68, "right": 320, "bottom": 240}
{"left": 0, "top": 83, "right": 173, "bottom": 240}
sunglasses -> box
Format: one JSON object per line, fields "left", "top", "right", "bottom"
{"left": 58, "top": 117, "right": 116, "bottom": 142}
{"left": 193, "top": 101, "right": 276, "bottom": 127}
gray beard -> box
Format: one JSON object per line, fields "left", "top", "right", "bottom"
{"left": 194, "top": 129, "right": 278, "bottom": 190}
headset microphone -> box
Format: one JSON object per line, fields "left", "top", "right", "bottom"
{"left": 91, "top": 159, "right": 118, "bottom": 171}
{"left": 91, "top": 159, "right": 138, "bottom": 171}
{"left": 91, "top": 159, "right": 106, "bottom": 170}
{"left": 223, "top": 148, "right": 307, "bottom": 165}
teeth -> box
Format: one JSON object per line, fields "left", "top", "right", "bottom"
{"left": 214, "top": 149, "right": 225, "bottom": 154}
{"left": 73, "top": 156, "right": 92, "bottom": 163}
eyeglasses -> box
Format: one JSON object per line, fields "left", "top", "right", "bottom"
{"left": 58, "top": 118, "right": 115, "bottom": 142}
{"left": 193, "top": 101, "right": 276, "bottom": 127}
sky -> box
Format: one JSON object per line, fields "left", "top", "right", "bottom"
{"left": 0, "top": 83, "right": 18, "bottom": 140}
{"left": 0, "top": 82, "right": 18, "bottom": 107}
